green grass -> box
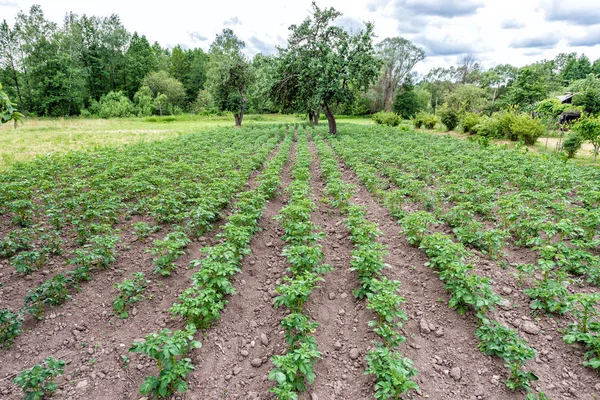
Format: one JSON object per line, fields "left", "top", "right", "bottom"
{"left": 0, "top": 114, "right": 305, "bottom": 171}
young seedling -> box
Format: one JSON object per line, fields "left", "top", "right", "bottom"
{"left": 365, "top": 346, "right": 419, "bottom": 400}
{"left": 150, "top": 231, "right": 190, "bottom": 277}
{"left": 0, "top": 308, "right": 23, "bottom": 348}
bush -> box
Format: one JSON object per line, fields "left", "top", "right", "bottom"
{"left": 372, "top": 111, "right": 401, "bottom": 127}
{"left": 563, "top": 133, "right": 585, "bottom": 158}
{"left": 510, "top": 114, "right": 545, "bottom": 145}
{"left": 413, "top": 112, "right": 438, "bottom": 130}
{"left": 91, "top": 91, "right": 134, "bottom": 118}
{"left": 461, "top": 113, "right": 481, "bottom": 134}
{"left": 438, "top": 105, "right": 459, "bottom": 131}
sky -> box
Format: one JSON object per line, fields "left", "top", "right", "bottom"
{"left": 1, "top": 0, "right": 599, "bottom": 75}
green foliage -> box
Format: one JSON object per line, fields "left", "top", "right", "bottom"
{"left": 573, "top": 115, "right": 600, "bottom": 161}
{"left": 151, "top": 231, "right": 190, "bottom": 277}
{"left": 269, "top": 341, "right": 321, "bottom": 395}
{"left": 90, "top": 91, "right": 134, "bottom": 118}
{"left": 438, "top": 104, "right": 459, "bottom": 131}
{"left": 476, "top": 322, "right": 538, "bottom": 390}
{"left": 372, "top": 111, "right": 401, "bottom": 126}
{"left": 14, "top": 357, "right": 65, "bottom": 400}
{"left": 71, "top": 234, "right": 119, "bottom": 270}
{"left": 132, "top": 221, "right": 159, "bottom": 240}
{"left": 129, "top": 326, "right": 201, "bottom": 398}
{"left": 0, "top": 308, "right": 23, "bottom": 348}
{"left": 365, "top": 346, "right": 419, "bottom": 400}
{"left": 460, "top": 112, "right": 481, "bottom": 134}
{"left": 393, "top": 77, "right": 424, "bottom": 119}
{"left": 0, "top": 82, "right": 24, "bottom": 127}
{"left": 401, "top": 211, "right": 436, "bottom": 245}
{"left": 113, "top": 272, "right": 149, "bottom": 319}
{"left": 509, "top": 114, "right": 545, "bottom": 145}
{"left": 413, "top": 111, "right": 438, "bottom": 129}
{"left": 563, "top": 132, "right": 585, "bottom": 158}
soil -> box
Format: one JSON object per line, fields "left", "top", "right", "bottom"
{"left": 1, "top": 129, "right": 599, "bottom": 400}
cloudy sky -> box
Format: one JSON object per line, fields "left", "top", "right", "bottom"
{"left": 1, "top": 0, "right": 599, "bottom": 74}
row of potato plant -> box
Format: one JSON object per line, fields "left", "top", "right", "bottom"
{"left": 0, "top": 127, "right": 282, "bottom": 347}
{"left": 130, "top": 130, "right": 294, "bottom": 398}
{"left": 328, "top": 125, "right": 600, "bottom": 377}
{"left": 323, "top": 126, "right": 547, "bottom": 397}
{"left": 312, "top": 131, "right": 419, "bottom": 400}
{"left": 268, "top": 131, "right": 329, "bottom": 399}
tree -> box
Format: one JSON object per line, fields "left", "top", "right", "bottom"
{"left": 281, "top": 2, "right": 380, "bottom": 134}
{"left": 142, "top": 70, "right": 185, "bottom": 115}
{"left": 509, "top": 66, "right": 549, "bottom": 110}
{"left": 207, "top": 29, "right": 252, "bottom": 126}
{"left": 376, "top": 37, "right": 425, "bottom": 111}
{"left": 393, "top": 76, "right": 420, "bottom": 119}
{"left": 480, "top": 64, "right": 518, "bottom": 114}
{"left": 573, "top": 115, "right": 600, "bottom": 162}
{"left": 124, "top": 33, "right": 157, "bottom": 98}
{"left": 455, "top": 54, "right": 481, "bottom": 85}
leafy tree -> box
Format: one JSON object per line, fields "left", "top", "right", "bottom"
{"left": 445, "top": 84, "right": 489, "bottom": 113}
{"left": 125, "top": 33, "right": 157, "bottom": 97}
{"left": 573, "top": 115, "right": 600, "bottom": 162}
{"left": 281, "top": 2, "right": 380, "bottom": 134}
{"left": 375, "top": 37, "right": 425, "bottom": 111}
{"left": 509, "top": 66, "right": 549, "bottom": 110}
{"left": 142, "top": 70, "right": 186, "bottom": 115}
{"left": 207, "top": 29, "right": 252, "bottom": 126}
{"left": 393, "top": 77, "right": 420, "bottom": 119}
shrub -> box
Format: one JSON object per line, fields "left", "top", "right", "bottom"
{"left": 438, "top": 105, "right": 459, "bottom": 131}
{"left": 510, "top": 114, "right": 545, "bottom": 145}
{"left": 414, "top": 112, "right": 438, "bottom": 130}
{"left": 461, "top": 112, "right": 481, "bottom": 134}
{"left": 372, "top": 111, "right": 401, "bottom": 127}
{"left": 91, "top": 91, "right": 134, "bottom": 118}
{"left": 563, "top": 133, "right": 585, "bottom": 158}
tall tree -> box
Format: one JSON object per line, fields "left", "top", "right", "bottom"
{"left": 207, "top": 28, "right": 252, "bottom": 126}
{"left": 124, "top": 33, "right": 157, "bottom": 97}
{"left": 281, "top": 2, "right": 380, "bottom": 133}
{"left": 375, "top": 37, "right": 425, "bottom": 111}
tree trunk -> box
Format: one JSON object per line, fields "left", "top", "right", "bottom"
{"left": 158, "top": 102, "right": 162, "bottom": 116}
{"left": 235, "top": 86, "right": 246, "bottom": 127}
{"left": 383, "top": 80, "right": 393, "bottom": 112}
{"left": 324, "top": 103, "right": 336, "bottom": 134}
{"left": 313, "top": 105, "right": 321, "bottom": 126}
{"left": 308, "top": 110, "right": 314, "bottom": 126}
{"left": 234, "top": 113, "right": 242, "bottom": 127}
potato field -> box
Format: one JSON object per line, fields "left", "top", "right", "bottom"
{"left": 1, "top": 124, "right": 599, "bottom": 400}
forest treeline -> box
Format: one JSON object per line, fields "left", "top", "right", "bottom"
{"left": 2, "top": 4, "right": 600, "bottom": 130}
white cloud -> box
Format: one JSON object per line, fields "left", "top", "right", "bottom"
{"left": 1, "top": 0, "right": 600, "bottom": 74}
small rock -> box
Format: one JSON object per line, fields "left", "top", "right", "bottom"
{"left": 225, "top": 374, "right": 232, "bottom": 381}
{"left": 132, "top": 308, "right": 137, "bottom": 316}
{"left": 249, "top": 320, "right": 258, "bottom": 329}
{"left": 76, "top": 380, "right": 88, "bottom": 390}
{"left": 340, "top": 293, "right": 348, "bottom": 300}
{"left": 260, "top": 333, "right": 269, "bottom": 346}
{"left": 266, "top": 242, "right": 273, "bottom": 247}
{"left": 450, "top": 367, "right": 461, "bottom": 381}
{"left": 338, "top": 309, "right": 345, "bottom": 316}
{"left": 491, "top": 375, "right": 500, "bottom": 385}
{"left": 435, "top": 327, "right": 444, "bottom": 337}
{"left": 87, "top": 348, "right": 94, "bottom": 355}
{"left": 251, "top": 358, "right": 263, "bottom": 368}
{"left": 349, "top": 348, "right": 360, "bottom": 360}
{"left": 240, "top": 349, "right": 249, "bottom": 357}
{"left": 334, "top": 341, "right": 342, "bottom": 350}
{"left": 419, "top": 318, "right": 431, "bottom": 334}
{"left": 521, "top": 321, "right": 541, "bottom": 335}
{"left": 594, "top": 383, "right": 600, "bottom": 391}
{"left": 311, "top": 393, "right": 319, "bottom": 400}
{"left": 502, "top": 286, "right": 513, "bottom": 295}
{"left": 233, "top": 366, "right": 242, "bottom": 375}
{"left": 328, "top": 292, "right": 336, "bottom": 300}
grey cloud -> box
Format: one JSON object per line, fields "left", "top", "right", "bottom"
{"left": 414, "top": 36, "right": 478, "bottom": 56}
{"left": 224, "top": 16, "right": 242, "bottom": 26}
{"left": 369, "top": 0, "right": 482, "bottom": 17}
{"left": 567, "top": 30, "right": 600, "bottom": 47}
{"left": 510, "top": 34, "right": 560, "bottom": 49}
{"left": 334, "top": 16, "right": 365, "bottom": 33}
{"left": 501, "top": 19, "right": 525, "bottom": 29}
{"left": 544, "top": 0, "right": 600, "bottom": 26}
{"left": 248, "top": 36, "right": 276, "bottom": 55}
{"left": 189, "top": 32, "right": 207, "bottom": 42}
{"left": 0, "top": 0, "right": 19, "bottom": 7}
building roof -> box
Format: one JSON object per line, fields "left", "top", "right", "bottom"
{"left": 557, "top": 93, "right": 575, "bottom": 103}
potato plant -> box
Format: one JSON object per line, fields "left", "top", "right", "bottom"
{"left": 0, "top": 308, "right": 23, "bottom": 348}
{"left": 113, "top": 272, "right": 149, "bottom": 319}
{"left": 14, "top": 357, "right": 65, "bottom": 400}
